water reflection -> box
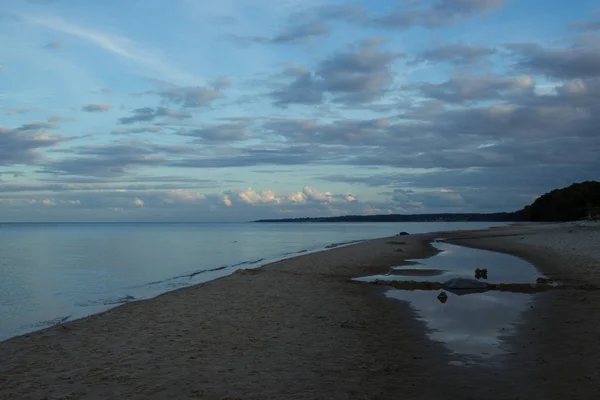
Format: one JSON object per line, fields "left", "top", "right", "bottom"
{"left": 359, "top": 242, "right": 543, "bottom": 365}
{"left": 387, "top": 289, "right": 532, "bottom": 364}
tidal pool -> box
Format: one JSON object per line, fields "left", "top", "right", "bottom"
{"left": 357, "top": 242, "right": 544, "bottom": 366}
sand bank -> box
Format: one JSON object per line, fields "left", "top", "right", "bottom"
{"left": 1, "top": 224, "right": 600, "bottom": 399}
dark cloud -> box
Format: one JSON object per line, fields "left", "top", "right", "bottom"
{"left": 506, "top": 42, "right": 600, "bottom": 79}
{"left": 227, "top": 17, "right": 334, "bottom": 47}
{"left": 118, "top": 107, "right": 191, "bottom": 124}
{"left": 261, "top": 72, "right": 600, "bottom": 171}
{"left": 43, "top": 41, "right": 63, "bottom": 50}
{"left": 318, "top": 37, "right": 401, "bottom": 103}
{"left": 48, "top": 115, "right": 77, "bottom": 123}
{"left": 0, "top": 171, "right": 25, "bottom": 178}
{"left": 16, "top": 122, "right": 57, "bottom": 131}
{"left": 263, "top": 117, "right": 393, "bottom": 146}
{"left": 81, "top": 104, "right": 111, "bottom": 112}
{"left": 183, "top": 123, "right": 247, "bottom": 142}
{"left": 404, "top": 73, "right": 533, "bottom": 103}
{"left": 271, "top": 20, "right": 331, "bottom": 44}
{"left": 170, "top": 146, "right": 322, "bottom": 169}
{"left": 110, "top": 126, "right": 163, "bottom": 135}
{"left": 271, "top": 71, "right": 324, "bottom": 107}
{"left": 271, "top": 37, "right": 401, "bottom": 106}
{"left": 273, "top": 1, "right": 506, "bottom": 37}
{"left": 413, "top": 43, "right": 496, "bottom": 64}
{"left": 142, "top": 80, "right": 227, "bottom": 108}
{"left": 371, "top": 0, "right": 508, "bottom": 28}
{"left": 41, "top": 143, "right": 175, "bottom": 177}
{"left": 0, "top": 125, "right": 64, "bottom": 166}
{"left": 570, "top": 15, "right": 600, "bottom": 32}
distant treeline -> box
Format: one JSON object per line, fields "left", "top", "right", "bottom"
{"left": 255, "top": 212, "right": 519, "bottom": 223}
{"left": 255, "top": 181, "right": 600, "bottom": 223}
{"left": 517, "top": 181, "right": 600, "bottom": 222}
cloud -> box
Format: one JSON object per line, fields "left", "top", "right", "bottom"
{"left": 413, "top": 43, "right": 496, "bottom": 64}
{"left": 118, "top": 107, "right": 191, "bottom": 124}
{"left": 404, "top": 73, "right": 533, "bottom": 103}
{"left": 227, "top": 186, "right": 355, "bottom": 207}
{"left": 43, "top": 41, "right": 63, "bottom": 49}
{"left": 183, "top": 123, "right": 247, "bottom": 142}
{"left": 170, "top": 145, "right": 322, "bottom": 169}
{"left": 25, "top": 15, "right": 200, "bottom": 83}
{"left": 152, "top": 86, "right": 224, "bottom": 108}
{"left": 48, "top": 115, "right": 77, "bottom": 123}
{"left": 263, "top": 117, "right": 393, "bottom": 146}
{"left": 570, "top": 15, "right": 600, "bottom": 32}
{"left": 110, "top": 126, "right": 163, "bottom": 135}
{"left": 41, "top": 143, "right": 183, "bottom": 176}
{"left": 2, "top": 107, "right": 40, "bottom": 116}
{"left": 271, "top": 37, "right": 402, "bottom": 106}
{"left": 370, "top": 0, "right": 508, "bottom": 29}
{"left": 16, "top": 122, "right": 57, "bottom": 131}
{"left": 132, "top": 197, "right": 144, "bottom": 207}
{"left": 270, "top": 71, "right": 324, "bottom": 107}
{"left": 0, "top": 124, "right": 64, "bottom": 165}
{"left": 139, "top": 80, "right": 228, "bottom": 108}
{"left": 277, "top": 1, "right": 507, "bottom": 36}
{"left": 229, "top": 20, "right": 331, "bottom": 46}
{"left": 235, "top": 187, "right": 280, "bottom": 205}
{"left": 0, "top": 184, "right": 377, "bottom": 222}
{"left": 506, "top": 42, "right": 600, "bottom": 79}
{"left": 274, "top": 20, "right": 331, "bottom": 43}
{"left": 81, "top": 104, "right": 112, "bottom": 112}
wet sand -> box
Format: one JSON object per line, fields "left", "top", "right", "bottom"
{"left": 1, "top": 224, "right": 600, "bottom": 399}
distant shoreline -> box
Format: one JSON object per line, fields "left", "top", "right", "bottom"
{"left": 254, "top": 212, "right": 520, "bottom": 223}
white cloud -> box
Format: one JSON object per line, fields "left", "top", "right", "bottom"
{"left": 24, "top": 15, "right": 202, "bottom": 84}
{"left": 132, "top": 198, "right": 144, "bottom": 207}
{"left": 236, "top": 187, "right": 281, "bottom": 205}
{"left": 41, "top": 198, "right": 55, "bottom": 206}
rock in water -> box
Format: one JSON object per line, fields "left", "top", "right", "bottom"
{"left": 442, "top": 278, "right": 488, "bottom": 295}
{"left": 398, "top": 232, "right": 410, "bottom": 236}
{"left": 437, "top": 291, "right": 448, "bottom": 304}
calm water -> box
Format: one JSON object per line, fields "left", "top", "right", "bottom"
{"left": 0, "top": 222, "right": 503, "bottom": 341}
{"left": 357, "top": 242, "right": 543, "bottom": 366}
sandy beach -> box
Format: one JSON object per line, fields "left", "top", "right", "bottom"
{"left": 1, "top": 223, "right": 600, "bottom": 399}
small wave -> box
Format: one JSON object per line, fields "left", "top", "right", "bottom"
{"left": 26, "top": 315, "right": 71, "bottom": 329}
{"left": 280, "top": 249, "right": 308, "bottom": 257}
{"left": 324, "top": 240, "right": 362, "bottom": 249}
{"left": 77, "top": 295, "right": 136, "bottom": 307}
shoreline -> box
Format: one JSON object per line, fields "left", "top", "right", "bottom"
{"left": 1, "top": 223, "right": 599, "bottom": 399}
{"left": 0, "top": 237, "right": 379, "bottom": 342}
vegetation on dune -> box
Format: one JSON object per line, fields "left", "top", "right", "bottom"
{"left": 517, "top": 181, "right": 600, "bottom": 222}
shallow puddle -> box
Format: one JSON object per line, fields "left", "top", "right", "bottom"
{"left": 358, "top": 242, "right": 545, "bottom": 366}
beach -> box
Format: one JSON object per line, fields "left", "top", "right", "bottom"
{"left": 1, "top": 223, "right": 600, "bottom": 399}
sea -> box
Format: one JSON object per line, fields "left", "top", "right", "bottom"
{"left": 0, "top": 221, "right": 505, "bottom": 341}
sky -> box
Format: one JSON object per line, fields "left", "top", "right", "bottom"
{"left": 0, "top": 0, "right": 599, "bottom": 222}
